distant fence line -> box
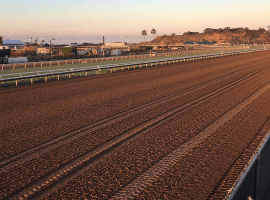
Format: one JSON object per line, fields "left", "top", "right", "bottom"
{"left": 0, "top": 49, "right": 261, "bottom": 86}
{"left": 1, "top": 49, "right": 220, "bottom": 71}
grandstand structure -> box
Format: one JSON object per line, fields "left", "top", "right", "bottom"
{"left": 101, "top": 42, "right": 130, "bottom": 52}
{"left": 2, "top": 40, "right": 25, "bottom": 49}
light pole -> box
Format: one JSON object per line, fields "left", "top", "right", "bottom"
{"left": 120, "top": 37, "right": 122, "bottom": 42}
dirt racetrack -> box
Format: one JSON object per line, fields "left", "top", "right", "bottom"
{"left": 1, "top": 50, "right": 270, "bottom": 199}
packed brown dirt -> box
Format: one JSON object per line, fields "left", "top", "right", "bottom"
{"left": 1, "top": 51, "right": 270, "bottom": 199}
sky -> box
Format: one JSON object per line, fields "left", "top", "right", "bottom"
{"left": 1, "top": 0, "right": 270, "bottom": 44}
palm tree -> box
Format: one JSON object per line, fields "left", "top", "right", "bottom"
{"left": 142, "top": 30, "right": 147, "bottom": 42}
{"left": 151, "top": 29, "right": 156, "bottom": 40}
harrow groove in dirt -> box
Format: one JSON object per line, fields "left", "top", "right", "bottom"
{"left": 0, "top": 65, "right": 265, "bottom": 172}
{"left": 111, "top": 80, "right": 270, "bottom": 199}
{"left": 1, "top": 51, "right": 270, "bottom": 200}
{"left": 208, "top": 117, "right": 270, "bottom": 199}
{"left": 6, "top": 66, "right": 266, "bottom": 200}
{"left": 0, "top": 65, "right": 259, "bottom": 170}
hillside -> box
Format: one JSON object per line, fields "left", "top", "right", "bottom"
{"left": 150, "top": 27, "right": 270, "bottom": 45}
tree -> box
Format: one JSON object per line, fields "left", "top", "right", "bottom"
{"left": 204, "top": 28, "right": 213, "bottom": 34}
{"left": 170, "top": 33, "right": 176, "bottom": 47}
{"left": 266, "top": 26, "right": 270, "bottom": 44}
{"left": 258, "top": 27, "right": 266, "bottom": 34}
{"left": 223, "top": 27, "right": 231, "bottom": 32}
{"left": 71, "top": 47, "right": 77, "bottom": 58}
{"left": 151, "top": 29, "right": 156, "bottom": 40}
{"left": 216, "top": 28, "right": 223, "bottom": 33}
{"left": 223, "top": 27, "right": 230, "bottom": 44}
{"left": 242, "top": 27, "right": 250, "bottom": 44}
{"left": 142, "top": 30, "right": 147, "bottom": 42}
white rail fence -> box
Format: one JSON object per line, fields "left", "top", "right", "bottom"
{"left": 0, "top": 50, "right": 262, "bottom": 86}
{"left": 0, "top": 49, "right": 221, "bottom": 70}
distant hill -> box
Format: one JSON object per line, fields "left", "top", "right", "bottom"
{"left": 149, "top": 27, "right": 270, "bottom": 45}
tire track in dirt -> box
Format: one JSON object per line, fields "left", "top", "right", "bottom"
{"left": 5, "top": 67, "right": 267, "bottom": 200}
{"left": 111, "top": 80, "right": 270, "bottom": 199}
{"left": 1, "top": 66, "right": 260, "bottom": 171}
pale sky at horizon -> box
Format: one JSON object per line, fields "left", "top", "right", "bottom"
{"left": 1, "top": 0, "right": 270, "bottom": 44}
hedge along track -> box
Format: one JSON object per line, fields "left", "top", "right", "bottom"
{"left": 0, "top": 64, "right": 263, "bottom": 171}
{"left": 109, "top": 79, "right": 270, "bottom": 199}
{"left": 3, "top": 67, "right": 269, "bottom": 200}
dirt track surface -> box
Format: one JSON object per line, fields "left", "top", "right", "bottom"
{"left": 1, "top": 51, "right": 270, "bottom": 199}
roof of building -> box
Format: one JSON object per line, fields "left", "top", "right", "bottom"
{"left": 197, "top": 41, "right": 213, "bottom": 45}
{"left": 77, "top": 48, "right": 95, "bottom": 55}
{"left": 3, "top": 40, "right": 25, "bottom": 45}
{"left": 183, "top": 41, "right": 195, "bottom": 44}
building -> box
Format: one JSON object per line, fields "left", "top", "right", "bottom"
{"left": 37, "top": 48, "right": 51, "bottom": 55}
{"left": 3, "top": 40, "right": 25, "bottom": 49}
{"left": 101, "top": 42, "right": 130, "bottom": 52}
{"left": 70, "top": 42, "right": 78, "bottom": 47}
{"left": 111, "top": 50, "right": 122, "bottom": 56}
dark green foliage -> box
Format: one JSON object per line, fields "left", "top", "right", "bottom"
{"left": 61, "top": 47, "right": 73, "bottom": 55}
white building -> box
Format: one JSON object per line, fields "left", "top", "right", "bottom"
{"left": 70, "top": 42, "right": 78, "bottom": 47}
{"left": 37, "top": 48, "right": 51, "bottom": 54}
{"left": 111, "top": 50, "right": 122, "bottom": 56}
{"left": 3, "top": 40, "right": 25, "bottom": 49}
{"left": 101, "top": 42, "right": 130, "bottom": 52}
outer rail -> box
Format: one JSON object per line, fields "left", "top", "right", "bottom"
{"left": 0, "top": 50, "right": 257, "bottom": 86}
{"left": 228, "top": 132, "right": 270, "bottom": 200}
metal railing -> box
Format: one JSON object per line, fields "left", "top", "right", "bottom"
{"left": 228, "top": 132, "right": 270, "bottom": 200}
{"left": 0, "top": 49, "right": 221, "bottom": 70}
{"left": 0, "top": 49, "right": 261, "bottom": 86}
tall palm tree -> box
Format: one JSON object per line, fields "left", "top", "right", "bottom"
{"left": 151, "top": 29, "right": 156, "bottom": 40}
{"left": 142, "top": 30, "right": 147, "bottom": 42}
